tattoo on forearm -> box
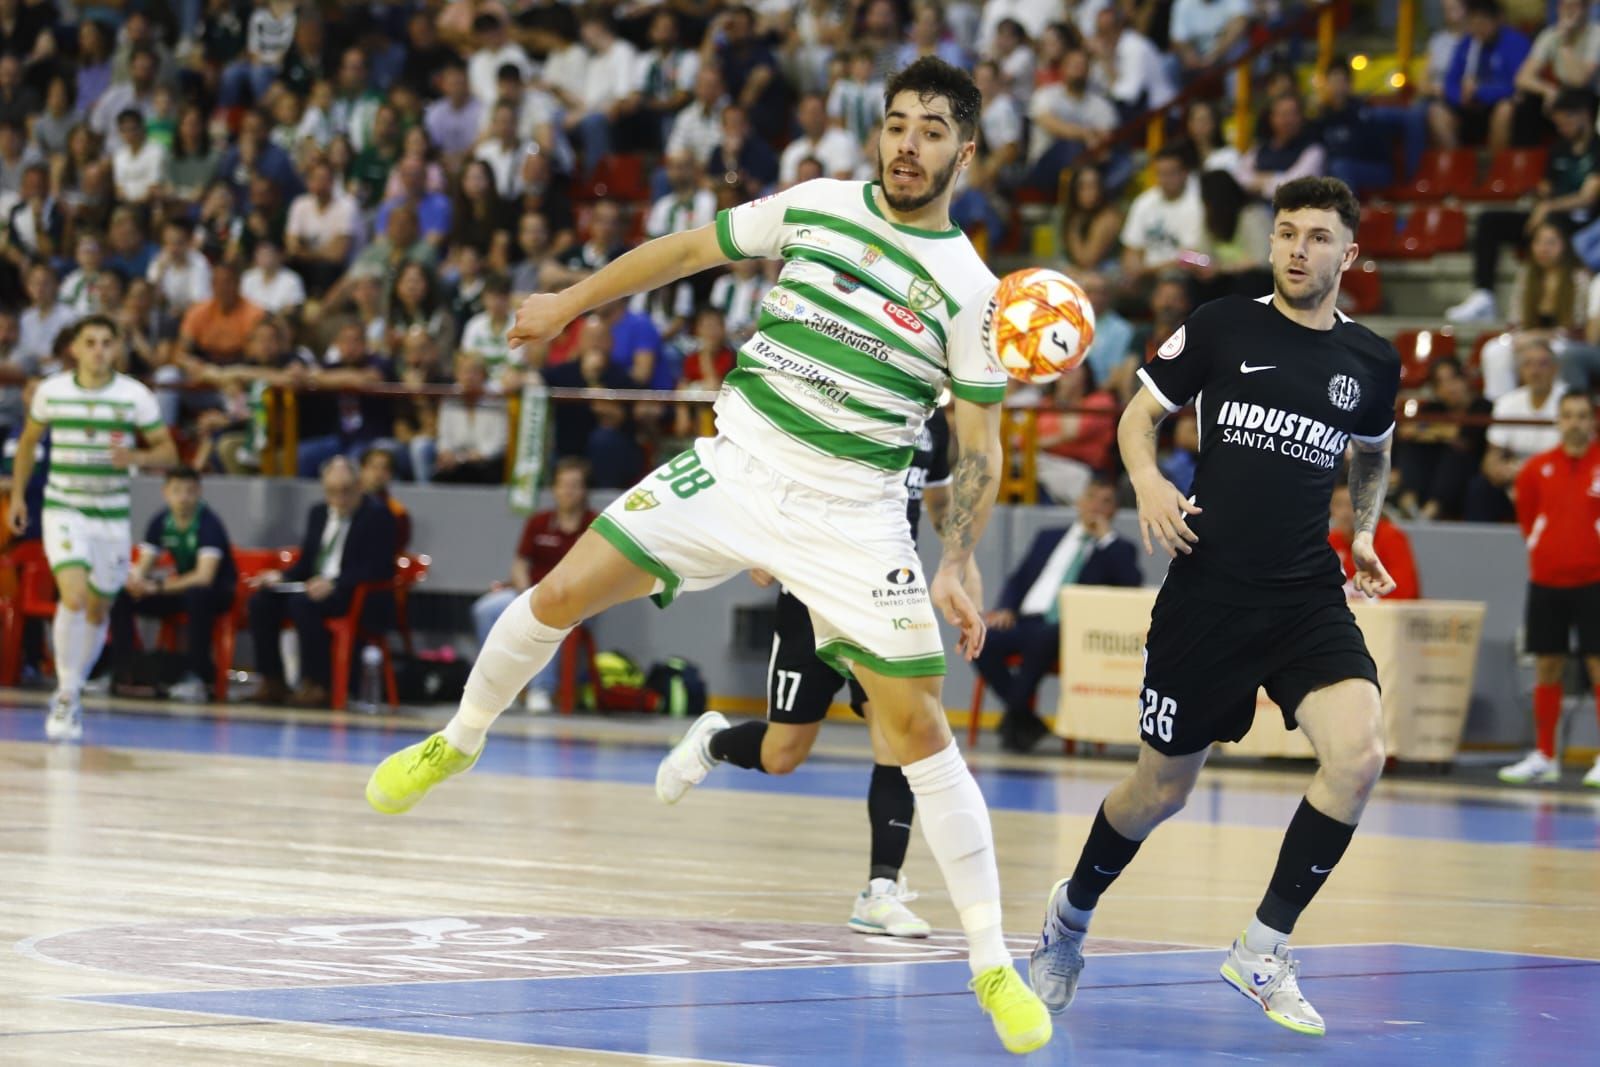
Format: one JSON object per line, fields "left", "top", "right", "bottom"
{"left": 943, "top": 452, "right": 993, "bottom": 557}
{"left": 1349, "top": 447, "right": 1390, "bottom": 536}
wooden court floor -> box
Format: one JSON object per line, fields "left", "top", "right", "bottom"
{"left": 2, "top": 695, "right": 1598, "bottom": 1065}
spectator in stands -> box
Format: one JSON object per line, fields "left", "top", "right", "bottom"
{"left": 897, "top": 2, "right": 972, "bottom": 72}
{"left": 949, "top": 59, "right": 1021, "bottom": 244}
{"left": 18, "top": 263, "right": 74, "bottom": 367}
{"left": 546, "top": 8, "right": 637, "bottom": 177}
{"left": 1132, "top": 272, "right": 1191, "bottom": 365}
{"left": 428, "top": 354, "right": 509, "bottom": 484}
{"left": 112, "top": 466, "right": 237, "bottom": 703}
{"left": 1468, "top": 337, "right": 1566, "bottom": 521}
{"left": 977, "top": 478, "right": 1142, "bottom": 752}
{"left": 5, "top": 162, "right": 60, "bottom": 270}
{"left": 1519, "top": 0, "right": 1600, "bottom": 148}
{"left": 1187, "top": 169, "right": 1272, "bottom": 302}
{"left": 1449, "top": 90, "right": 1600, "bottom": 325}
{"left": 284, "top": 159, "right": 355, "bottom": 296}
{"left": 360, "top": 446, "right": 411, "bottom": 553}
{"left": 666, "top": 64, "right": 727, "bottom": 169}
{"left": 392, "top": 328, "right": 448, "bottom": 481}
{"left": 59, "top": 233, "right": 102, "bottom": 316}
{"left": 1499, "top": 392, "right": 1600, "bottom": 787}
{"left": 622, "top": 9, "right": 699, "bottom": 152}
{"left": 1478, "top": 220, "right": 1593, "bottom": 398}
{"left": 467, "top": 11, "right": 532, "bottom": 110}
{"left": 1120, "top": 146, "right": 1204, "bottom": 284}
{"left": 147, "top": 217, "right": 210, "bottom": 316}
{"left": 220, "top": 0, "right": 297, "bottom": 110}
{"left": 91, "top": 45, "right": 159, "bottom": 143}
{"left": 1395, "top": 356, "right": 1494, "bottom": 520}
{"left": 351, "top": 203, "right": 438, "bottom": 290}
{"left": 423, "top": 63, "right": 483, "bottom": 168}
{"left": 110, "top": 109, "right": 165, "bottom": 207}
{"left": 1182, "top": 98, "right": 1240, "bottom": 175}
{"left": 1026, "top": 46, "right": 1117, "bottom": 189}
{"left": 471, "top": 456, "right": 596, "bottom": 712}
{"left": 1058, "top": 165, "right": 1124, "bottom": 275}
{"left": 706, "top": 5, "right": 786, "bottom": 140}
{"left": 988, "top": 20, "right": 1035, "bottom": 103}
{"left": 1233, "top": 93, "right": 1325, "bottom": 199}
{"left": 1076, "top": 271, "right": 1136, "bottom": 400}
{"left": 1318, "top": 57, "right": 1428, "bottom": 195}
{"left": 1034, "top": 360, "right": 1121, "bottom": 506}
{"left": 1159, "top": 410, "right": 1200, "bottom": 495}
{"left": 780, "top": 93, "right": 861, "bottom": 186}
{"left": 1423, "top": 0, "right": 1468, "bottom": 105}
{"left": 1169, "top": 0, "right": 1250, "bottom": 75}
{"left": 241, "top": 240, "right": 305, "bottom": 319}
{"left": 1429, "top": 0, "right": 1530, "bottom": 153}
{"left": 1089, "top": 4, "right": 1173, "bottom": 119}
{"left": 977, "top": 0, "right": 1055, "bottom": 58}
{"left": 459, "top": 274, "right": 518, "bottom": 384}
{"left": 709, "top": 255, "right": 770, "bottom": 344}
{"left": 707, "top": 103, "right": 779, "bottom": 201}
{"left": 672, "top": 305, "right": 736, "bottom": 437}
{"left": 247, "top": 455, "right": 397, "bottom": 708}
{"left": 1328, "top": 479, "right": 1420, "bottom": 600}
{"left": 546, "top": 316, "right": 642, "bottom": 488}
{"left": 216, "top": 109, "right": 301, "bottom": 207}
{"left": 179, "top": 260, "right": 263, "bottom": 365}
{"left": 377, "top": 157, "right": 452, "bottom": 249}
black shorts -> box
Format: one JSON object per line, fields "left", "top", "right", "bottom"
{"left": 1524, "top": 582, "right": 1600, "bottom": 655}
{"left": 769, "top": 589, "right": 867, "bottom": 724}
{"left": 1450, "top": 102, "right": 1492, "bottom": 145}
{"left": 1139, "top": 582, "right": 1380, "bottom": 756}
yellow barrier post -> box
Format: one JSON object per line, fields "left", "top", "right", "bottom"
{"left": 1233, "top": 62, "right": 1253, "bottom": 154}
{"left": 279, "top": 388, "right": 298, "bottom": 478}
{"left": 503, "top": 391, "right": 521, "bottom": 483}
{"left": 1397, "top": 0, "right": 1416, "bottom": 83}
{"left": 1316, "top": 3, "right": 1336, "bottom": 77}
{"left": 260, "top": 387, "right": 279, "bottom": 476}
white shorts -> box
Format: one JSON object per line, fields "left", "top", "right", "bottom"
{"left": 42, "top": 507, "right": 132, "bottom": 597}
{"left": 593, "top": 436, "right": 945, "bottom": 678}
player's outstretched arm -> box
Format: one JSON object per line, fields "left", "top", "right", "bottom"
{"left": 933, "top": 397, "right": 1002, "bottom": 659}
{"left": 1118, "top": 386, "right": 1202, "bottom": 557}
{"left": 1347, "top": 435, "right": 1397, "bottom": 599}
{"left": 508, "top": 225, "right": 730, "bottom": 347}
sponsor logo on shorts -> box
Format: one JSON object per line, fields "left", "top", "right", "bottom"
{"left": 833, "top": 272, "right": 861, "bottom": 294}
{"left": 871, "top": 571, "right": 928, "bottom": 608}
{"left": 882, "top": 301, "right": 924, "bottom": 334}
{"left": 884, "top": 568, "right": 917, "bottom": 585}
{"left": 623, "top": 490, "right": 659, "bottom": 511}
{"left": 1157, "top": 325, "right": 1185, "bottom": 360}
{"left": 906, "top": 278, "right": 942, "bottom": 312}
{"left": 891, "top": 617, "right": 934, "bottom": 631}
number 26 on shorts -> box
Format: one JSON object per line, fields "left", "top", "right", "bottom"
{"left": 1140, "top": 687, "right": 1175, "bottom": 743}
{"left": 656, "top": 449, "right": 716, "bottom": 499}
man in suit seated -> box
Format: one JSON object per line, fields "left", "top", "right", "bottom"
{"left": 977, "top": 479, "right": 1143, "bottom": 752}
{"left": 248, "top": 456, "right": 397, "bottom": 707}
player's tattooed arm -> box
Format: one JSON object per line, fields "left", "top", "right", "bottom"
{"left": 1347, "top": 438, "right": 1392, "bottom": 536}
{"left": 942, "top": 450, "right": 994, "bottom": 559}
{"left": 935, "top": 398, "right": 1003, "bottom": 657}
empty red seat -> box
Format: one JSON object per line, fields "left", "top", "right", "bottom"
{"left": 578, "top": 154, "right": 650, "bottom": 202}
{"left": 1387, "top": 149, "right": 1477, "bottom": 202}
{"left": 1473, "top": 147, "right": 1547, "bottom": 201}
{"left": 1357, "top": 206, "right": 1399, "bottom": 257}
{"left": 1393, "top": 328, "right": 1458, "bottom": 388}
{"left": 1394, "top": 205, "right": 1468, "bottom": 258}
{"left": 1338, "top": 260, "right": 1383, "bottom": 315}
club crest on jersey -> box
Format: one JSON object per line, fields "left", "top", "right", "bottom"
{"left": 1327, "top": 373, "right": 1361, "bottom": 412}
{"left": 883, "top": 301, "right": 924, "bottom": 334}
{"left": 623, "top": 490, "right": 659, "bottom": 512}
{"left": 1156, "top": 325, "right": 1185, "bottom": 360}
{"left": 832, "top": 272, "right": 861, "bottom": 294}
{"left": 906, "top": 278, "right": 942, "bottom": 311}
{"left": 859, "top": 244, "right": 884, "bottom": 268}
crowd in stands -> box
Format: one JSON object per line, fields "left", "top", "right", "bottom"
{"left": 0, "top": 0, "right": 1585, "bottom": 537}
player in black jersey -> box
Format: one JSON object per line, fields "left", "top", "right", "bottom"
{"left": 1030, "top": 177, "right": 1402, "bottom": 1038}
{"left": 654, "top": 408, "right": 953, "bottom": 938}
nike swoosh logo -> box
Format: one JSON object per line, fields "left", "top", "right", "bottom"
{"left": 1240, "top": 362, "right": 1276, "bottom": 374}
{"left": 1310, "top": 864, "right": 1333, "bottom": 874}
{"left": 1092, "top": 865, "right": 1121, "bottom": 876}
{"left": 888, "top": 821, "right": 913, "bottom": 830}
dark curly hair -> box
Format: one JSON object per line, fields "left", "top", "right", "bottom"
{"left": 1272, "top": 176, "right": 1360, "bottom": 236}
{"left": 882, "top": 56, "right": 981, "bottom": 142}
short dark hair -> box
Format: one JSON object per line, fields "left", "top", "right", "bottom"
{"left": 117, "top": 107, "right": 143, "bottom": 127}
{"left": 882, "top": 56, "right": 982, "bottom": 142}
{"left": 1464, "top": 0, "right": 1500, "bottom": 18}
{"left": 1272, "top": 175, "right": 1360, "bottom": 235}
{"left": 1559, "top": 390, "right": 1594, "bottom": 410}
{"left": 360, "top": 445, "right": 395, "bottom": 470}
{"left": 67, "top": 313, "right": 119, "bottom": 345}
{"left": 165, "top": 465, "right": 201, "bottom": 485}
{"left": 1154, "top": 144, "right": 1192, "bottom": 169}
{"left": 553, "top": 456, "right": 590, "bottom": 483}
{"left": 483, "top": 272, "right": 511, "bottom": 296}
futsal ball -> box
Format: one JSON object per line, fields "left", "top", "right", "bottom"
{"left": 982, "top": 268, "right": 1096, "bottom": 384}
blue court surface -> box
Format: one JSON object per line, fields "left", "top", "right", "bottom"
{"left": 76, "top": 944, "right": 1600, "bottom": 1064}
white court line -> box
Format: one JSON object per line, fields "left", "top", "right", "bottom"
{"left": 1388, "top": 940, "right": 1600, "bottom": 964}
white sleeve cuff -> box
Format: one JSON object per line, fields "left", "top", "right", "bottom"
{"left": 1350, "top": 421, "right": 1395, "bottom": 447}
{"left": 1135, "top": 366, "right": 1181, "bottom": 413}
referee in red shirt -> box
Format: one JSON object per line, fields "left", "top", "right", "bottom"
{"left": 1499, "top": 393, "right": 1600, "bottom": 788}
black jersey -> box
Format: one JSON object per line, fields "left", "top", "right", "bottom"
{"left": 1135, "top": 294, "right": 1400, "bottom": 605}
{"left": 905, "top": 407, "right": 951, "bottom": 545}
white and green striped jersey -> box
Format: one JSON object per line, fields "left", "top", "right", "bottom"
{"left": 712, "top": 178, "right": 1004, "bottom": 502}
{"left": 29, "top": 371, "right": 163, "bottom": 523}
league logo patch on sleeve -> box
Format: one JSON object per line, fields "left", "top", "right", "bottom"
{"left": 1157, "top": 325, "right": 1185, "bottom": 360}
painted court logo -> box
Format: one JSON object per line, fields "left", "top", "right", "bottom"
{"left": 1327, "top": 373, "right": 1361, "bottom": 412}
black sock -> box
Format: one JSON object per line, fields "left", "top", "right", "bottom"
{"left": 1064, "top": 804, "right": 1145, "bottom": 913}
{"left": 867, "top": 763, "right": 914, "bottom": 883}
{"left": 707, "top": 721, "right": 768, "bottom": 771}
{"left": 1256, "top": 798, "right": 1356, "bottom": 934}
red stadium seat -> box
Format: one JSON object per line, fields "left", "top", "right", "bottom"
{"left": 967, "top": 654, "right": 1058, "bottom": 749}
{"left": 1338, "top": 260, "right": 1383, "bottom": 315}
{"left": 1393, "top": 205, "right": 1468, "bottom": 258}
{"left": 1357, "top": 206, "right": 1400, "bottom": 257}
{"left": 577, "top": 154, "right": 650, "bottom": 203}
{"left": 1387, "top": 149, "right": 1477, "bottom": 201}
{"left": 321, "top": 552, "right": 431, "bottom": 711}
{"left": 1392, "top": 328, "right": 1458, "bottom": 388}
{"left": 1472, "top": 148, "right": 1548, "bottom": 201}
{"left": 0, "top": 540, "right": 57, "bottom": 686}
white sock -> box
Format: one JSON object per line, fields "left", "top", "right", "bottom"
{"left": 1244, "top": 917, "right": 1291, "bottom": 956}
{"left": 443, "top": 587, "right": 570, "bottom": 755}
{"left": 83, "top": 617, "right": 109, "bottom": 683}
{"left": 51, "top": 607, "right": 88, "bottom": 696}
{"left": 902, "top": 740, "right": 1011, "bottom": 975}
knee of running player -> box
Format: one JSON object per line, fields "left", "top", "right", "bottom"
{"left": 1312, "top": 696, "right": 1387, "bottom": 804}
{"left": 863, "top": 678, "right": 953, "bottom": 764}
{"left": 84, "top": 595, "right": 112, "bottom": 625}
{"left": 760, "top": 724, "right": 818, "bottom": 775}
{"left": 1122, "top": 758, "right": 1198, "bottom": 828}
{"left": 54, "top": 572, "right": 91, "bottom": 614}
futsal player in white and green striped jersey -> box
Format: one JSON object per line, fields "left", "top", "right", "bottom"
{"left": 365, "top": 57, "right": 1052, "bottom": 1055}
{"left": 8, "top": 315, "right": 177, "bottom": 741}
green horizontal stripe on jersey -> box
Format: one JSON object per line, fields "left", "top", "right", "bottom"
{"left": 46, "top": 417, "right": 137, "bottom": 432}
{"left": 49, "top": 463, "right": 125, "bottom": 477}
{"left": 715, "top": 209, "right": 747, "bottom": 261}
{"left": 756, "top": 315, "right": 937, "bottom": 403}
{"left": 948, "top": 379, "right": 1007, "bottom": 405}
{"left": 772, "top": 279, "right": 942, "bottom": 371}
{"left": 785, "top": 247, "right": 949, "bottom": 349}
{"left": 735, "top": 349, "right": 907, "bottom": 426}
{"left": 723, "top": 368, "right": 914, "bottom": 472}
{"left": 782, "top": 207, "right": 960, "bottom": 316}
{"left": 43, "top": 498, "right": 130, "bottom": 520}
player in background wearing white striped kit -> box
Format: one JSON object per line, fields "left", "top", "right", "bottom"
{"left": 8, "top": 316, "right": 177, "bottom": 741}
{"left": 365, "top": 58, "right": 1053, "bottom": 1055}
